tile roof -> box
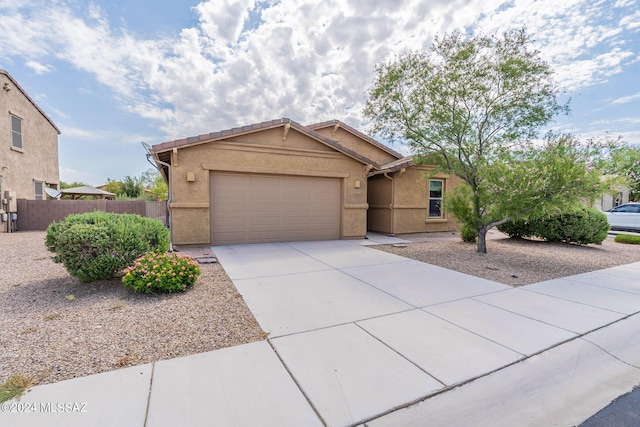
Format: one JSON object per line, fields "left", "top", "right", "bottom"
{"left": 307, "top": 119, "right": 404, "bottom": 160}
{"left": 0, "top": 69, "right": 61, "bottom": 134}
{"left": 379, "top": 156, "right": 414, "bottom": 172}
{"left": 151, "top": 118, "right": 385, "bottom": 169}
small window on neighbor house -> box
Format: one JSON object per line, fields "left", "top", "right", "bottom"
{"left": 614, "top": 192, "right": 623, "bottom": 207}
{"left": 11, "top": 114, "right": 23, "bottom": 149}
{"left": 428, "top": 179, "right": 444, "bottom": 218}
{"left": 34, "top": 181, "right": 44, "bottom": 200}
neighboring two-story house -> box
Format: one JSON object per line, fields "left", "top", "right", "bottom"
{"left": 0, "top": 69, "right": 61, "bottom": 232}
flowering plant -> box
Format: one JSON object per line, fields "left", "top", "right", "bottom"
{"left": 122, "top": 252, "right": 201, "bottom": 293}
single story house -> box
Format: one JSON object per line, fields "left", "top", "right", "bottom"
{"left": 150, "top": 118, "right": 461, "bottom": 246}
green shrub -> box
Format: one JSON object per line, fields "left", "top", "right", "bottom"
{"left": 460, "top": 224, "right": 478, "bottom": 242}
{"left": 533, "top": 207, "right": 609, "bottom": 245}
{"left": 45, "top": 212, "right": 169, "bottom": 283}
{"left": 497, "top": 219, "right": 534, "bottom": 239}
{"left": 498, "top": 207, "right": 609, "bottom": 245}
{"left": 614, "top": 234, "right": 640, "bottom": 244}
{"left": 122, "top": 252, "right": 201, "bottom": 293}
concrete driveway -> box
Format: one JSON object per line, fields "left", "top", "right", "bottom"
{"left": 209, "top": 240, "right": 640, "bottom": 427}
{"left": 3, "top": 239, "right": 640, "bottom": 427}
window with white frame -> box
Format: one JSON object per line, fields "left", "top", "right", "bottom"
{"left": 428, "top": 179, "right": 444, "bottom": 218}
{"left": 11, "top": 114, "right": 23, "bottom": 149}
{"left": 34, "top": 181, "right": 44, "bottom": 200}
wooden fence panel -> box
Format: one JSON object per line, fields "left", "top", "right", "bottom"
{"left": 145, "top": 201, "right": 169, "bottom": 227}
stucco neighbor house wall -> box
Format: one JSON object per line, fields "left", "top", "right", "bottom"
{"left": 0, "top": 70, "right": 60, "bottom": 232}
{"left": 151, "top": 118, "right": 460, "bottom": 246}
{"left": 594, "top": 185, "right": 630, "bottom": 212}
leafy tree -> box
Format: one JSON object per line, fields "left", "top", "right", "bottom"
{"left": 59, "top": 181, "right": 87, "bottom": 189}
{"left": 609, "top": 144, "right": 640, "bottom": 201}
{"left": 103, "top": 179, "right": 124, "bottom": 197}
{"left": 149, "top": 172, "right": 168, "bottom": 201}
{"left": 139, "top": 168, "right": 159, "bottom": 189}
{"left": 121, "top": 175, "right": 142, "bottom": 198}
{"left": 364, "top": 29, "right": 606, "bottom": 253}
{"left": 99, "top": 170, "right": 167, "bottom": 201}
{"left": 447, "top": 133, "right": 608, "bottom": 246}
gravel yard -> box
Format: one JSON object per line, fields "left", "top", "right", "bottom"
{"left": 2, "top": 230, "right": 639, "bottom": 388}
{"left": 377, "top": 230, "right": 640, "bottom": 286}
{"left": 0, "top": 231, "right": 264, "bottom": 387}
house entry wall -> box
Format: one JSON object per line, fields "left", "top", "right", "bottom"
{"left": 210, "top": 172, "right": 341, "bottom": 245}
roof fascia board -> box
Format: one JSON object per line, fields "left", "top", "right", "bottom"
{"left": 152, "top": 118, "right": 382, "bottom": 169}
{"left": 308, "top": 120, "right": 403, "bottom": 160}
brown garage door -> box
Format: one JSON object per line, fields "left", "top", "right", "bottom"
{"left": 210, "top": 172, "right": 341, "bottom": 245}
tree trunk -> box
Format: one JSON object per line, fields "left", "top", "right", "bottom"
{"left": 477, "top": 227, "right": 488, "bottom": 254}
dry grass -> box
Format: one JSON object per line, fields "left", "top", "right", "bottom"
{"left": 0, "top": 374, "right": 37, "bottom": 403}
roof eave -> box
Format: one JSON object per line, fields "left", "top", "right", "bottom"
{"left": 307, "top": 119, "right": 404, "bottom": 160}
{"left": 0, "top": 69, "right": 61, "bottom": 135}
{"left": 151, "top": 118, "right": 383, "bottom": 169}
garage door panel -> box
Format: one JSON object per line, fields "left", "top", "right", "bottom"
{"left": 250, "top": 204, "right": 280, "bottom": 214}
{"left": 211, "top": 173, "right": 340, "bottom": 245}
{"left": 214, "top": 217, "right": 247, "bottom": 227}
{"left": 214, "top": 203, "right": 248, "bottom": 213}
{"left": 250, "top": 216, "right": 281, "bottom": 227}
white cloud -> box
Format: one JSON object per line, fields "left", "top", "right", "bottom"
{"left": 471, "top": 0, "right": 636, "bottom": 91}
{"left": 59, "top": 126, "right": 102, "bottom": 139}
{"left": 25, "top": 60, "right": 53, "bottom": 74}
{"left": 612, "top": 92, "right": 640, "bottom": 104}
{"left": 0, "top": 0, "right": 637, "bottom": 142}
{"left": 59, "top": 167, "right": 101, "bottom": 184}
{"left": 60, "top": 125, "right": 158, "bottom": 146}
{"left": 620, "top": 10, "right": 640, "bottom": 29}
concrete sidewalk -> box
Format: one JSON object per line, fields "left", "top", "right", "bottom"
{"left": 2, "top": 239, "right": 640, "bottom": 427}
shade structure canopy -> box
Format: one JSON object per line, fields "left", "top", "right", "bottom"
{"left": 59, "top": 185, "right": 116, "bottom": 200}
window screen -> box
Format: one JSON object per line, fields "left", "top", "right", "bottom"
{"left": 11, "top": 114, "right": 23, "bottom": 149}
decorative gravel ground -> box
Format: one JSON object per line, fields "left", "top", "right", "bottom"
{"left": 2, "top": 230, "right": 639, "bottom": 387}
{"left": 377, "top": 230, "right": 640, "bottom": 287}
{"left": 0, "top": 231, "right": 264, "bottom": 387}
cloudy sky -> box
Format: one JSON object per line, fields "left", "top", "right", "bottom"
{"left": 1, "top": 0, "right": 638, "bottom": 185}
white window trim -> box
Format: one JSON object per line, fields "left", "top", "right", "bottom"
{"left": 428, "top": 179, "right": 444, "bottom": 219}
{"left": 10, "top": 114, "right": 23, "bottom": 150}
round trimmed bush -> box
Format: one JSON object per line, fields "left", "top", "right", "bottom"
{"left": 498, "top": 207, "right": 609, "bottom": 245}
{"left": 122, "top": 252, "right": 201, "bottom": 293}
{"left": 532, "top": 207, "right": 609, "bottom": 244}
{"left": 45, "top": 212, "right": 169, "bottom": 283}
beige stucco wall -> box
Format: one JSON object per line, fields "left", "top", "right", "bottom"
{"left": 166, "top": 127, "right": 369, "bottom": 245}
{"left": 313, "top": 127, "right": 399, "bottom": 166}
{"left": 368, "top": 166, "right": 460, "bottom": 235}
{"left": 0, "top": 73, "right": 59, "bottom": 231}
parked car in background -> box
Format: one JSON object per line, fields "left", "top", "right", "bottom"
{"left": 604, "top": 202, "right": 640, "bottom": 231}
